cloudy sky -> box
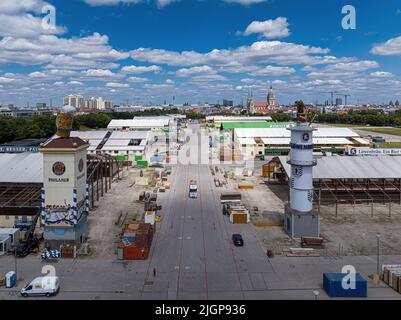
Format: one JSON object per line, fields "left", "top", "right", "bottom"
{"left": 1, "top": 0, "right": 401, "bottom": 107}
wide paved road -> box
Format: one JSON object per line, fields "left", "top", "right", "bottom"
{"left": 141, "top": 124, "right": 274, "bottom": 299}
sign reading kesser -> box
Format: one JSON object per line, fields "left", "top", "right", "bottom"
{"left": 348, "top": 147, "right": 401, "bottom": 156}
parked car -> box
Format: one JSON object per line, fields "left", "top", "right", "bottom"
{"left": 21, "top": 276, "right": 60, "bottom": 297}
{"left": 232, "top": 234, "right": 244, "bottom": 247}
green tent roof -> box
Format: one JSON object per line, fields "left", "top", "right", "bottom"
{"left": 221, "top": 122, "right": 291, "bottom": 129}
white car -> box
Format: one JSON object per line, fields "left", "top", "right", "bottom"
{"left": 21, "top": 276, "right": 60, "bottom": 297}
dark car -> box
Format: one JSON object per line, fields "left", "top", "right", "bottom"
{"left": 232, "top": 234, "right": 244, "bottom": 247}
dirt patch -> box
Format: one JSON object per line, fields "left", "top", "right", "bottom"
{"left": 86, "top": 168, "right": 155, "bottom": 259}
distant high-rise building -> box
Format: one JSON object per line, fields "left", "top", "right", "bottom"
{"left": 335, "top": 98, "right": 343, "bottom": 106}
{"left": 64, "top": 94, "right": 84, "bottom": 108}
{"left": 104, "top": 100, "right": 113, "bottom": 109}
{"left": 223, "top": 99, "right": 233, "bottom": 107}
{"left": 36, "top": 103, "right": 47, "bottom": 109}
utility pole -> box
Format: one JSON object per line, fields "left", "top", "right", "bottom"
{"left": 14, "top": 245, "right": 18, "bottom": 286}
{"left": 376, "top": 233, "right": 381, "bottom": 276}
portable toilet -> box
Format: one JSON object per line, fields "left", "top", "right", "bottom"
{"left": 5, "top": 271, "right": 16, "bottom": 288}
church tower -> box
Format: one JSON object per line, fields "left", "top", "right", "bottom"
{"left": 267, "top": 85, "right": 276, "bottom": 107}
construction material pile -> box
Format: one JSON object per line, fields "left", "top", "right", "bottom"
{"left": 117, "top": 223, "right": 154, "bottom": 260}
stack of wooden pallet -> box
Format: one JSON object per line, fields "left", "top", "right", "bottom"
{"left": 238, "top": 183, "right": 254, "bottom": 190}
{"left": 301, "top": 237, "right": 325, "bottom": 249}
{"left": 285, "top": 248, "right": 320, "bottom": 257}
{"left": 382, "top": 265, "right": 401, "bottom": 294}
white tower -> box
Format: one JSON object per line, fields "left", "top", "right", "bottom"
{"left": 284, "top": 103, "right": 319, "bottom": 238}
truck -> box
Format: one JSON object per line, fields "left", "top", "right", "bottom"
{"left": 189, "top": 180, "right": 198, "bottom": 199}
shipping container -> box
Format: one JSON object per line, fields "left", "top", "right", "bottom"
{"left": 323, "top": 273, "right": 367, "bottom": 298}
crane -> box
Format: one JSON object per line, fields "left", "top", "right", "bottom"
{"left": 321, "top": 91, "right": 338, "bottom": 106}
{"left": 337, "top": 93, "right": 351, "bottom": 106}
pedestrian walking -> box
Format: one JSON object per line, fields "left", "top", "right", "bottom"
{"left": 153, "top": 267, "right": 157, "bottom": 277}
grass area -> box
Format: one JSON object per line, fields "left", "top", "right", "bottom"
{"left": 374, "top": 142, "right": 401, "bottom": 149}
{"left": 321, "top": 123, "right": 368, "bottom": 128}
{"left": 357, "top": 127, "right": 401, "bottom": 136}
{"left": 321, "top": 123, "right": 401, "bottom": 136}
{"left": 78, "top": 125, "right": 93, "bottom": 131}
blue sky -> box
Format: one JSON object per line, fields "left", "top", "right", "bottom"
{"left": 1, "top": 0, "right": 401, "bottom": 106}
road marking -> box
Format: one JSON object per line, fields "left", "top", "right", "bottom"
{"left": 174, "top": 266, "right": 180, "bottom": 270}
{"left": 187, "top": 236, "right": 192, "bottom": 240}
{"left": 185, "top": 266, "right": 191, "bottom": 270}
{"left": 178, "top": 237, "right": 182, "bottom": 240}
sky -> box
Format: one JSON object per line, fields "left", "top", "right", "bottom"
{"left": 1, "top": 0, "right": 401, "bottom": 107}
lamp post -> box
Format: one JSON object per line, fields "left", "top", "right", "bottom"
{"left": 376, "top": 233, "right": 381, "bottom": 277}
{"left": 14, "top": 245, "right": 18, "bottom": 286}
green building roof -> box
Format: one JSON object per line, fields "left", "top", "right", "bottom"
{"left": 221, "top": 122, "right": 291, "bottom": 130}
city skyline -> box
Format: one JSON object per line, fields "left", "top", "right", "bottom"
{"left": 1, "top": 0, "right": 401, "bottom": 106}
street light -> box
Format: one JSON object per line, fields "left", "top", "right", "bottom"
{"left": 376, "top": 233, "right": 381, "bottom": 277}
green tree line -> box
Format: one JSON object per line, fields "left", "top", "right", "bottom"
{"left": 1, "top": 109, "right": 400, "bottom": 144}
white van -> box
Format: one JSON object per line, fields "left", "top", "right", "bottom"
{"left": 21, "top": 276, "right": 60, "bottom": 297}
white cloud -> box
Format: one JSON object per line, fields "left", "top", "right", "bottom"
{"left": 53, "top": 81, "right": 64, "bottom": 86}
{"left": 68, "top": 81, "right": 83, "bottom": 86}
{"left": 243, "top": 17, "right": 290, "bottom": 39}
{"left": 370, "top": 71, "right": 393, "bottom": 78}
{"left": 165, "top": 79, "right": 175, "bottom": 84}
{"left": 371, "top": 36, "right": 401, "bottom": 56}
{"left": 82, "top": 0, "right": 142, "bottom": 6}
{"left": 157, "top": 0, "right": 179, "bottom": 8}
{"left": 0, "top": 76, "right": 15, "bottom": 84}
{"left": 29, "top": 71, "right": 46, "bottom": 78}
{"left": 127, "top": 76, "right": 149, "bottom": 83}
{"left": 253, "top": 65, "right": 296, "bottom": 76}
{"left": 224, "top": 0, "right": 267, "bottom": 4}
{"left": 176, "top": 65, "right": 216, "bottom": 77}
{"left": 121, "top": 65, "right": 162, "bottom": 74}
{"left": 130, "top": 41, "right": 330, "bottom": 68}
{"left": 0, "top": 0, "right": 47, "bottom": 15}
{"left": 106, "top": 82, "right": 129, "bottom": 88}
{"left": 82, "top": 69, "right": 121, "bottom": 78}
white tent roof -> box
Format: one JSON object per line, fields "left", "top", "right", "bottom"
{"left": 70, "top": 131, "right": 108, "bottom": 140}
{"left": 238, "top": 138, "right": 257, "bottom": 145}
{"left": 206, "top": 116, "right": 272, "bottom": 122}
{"left": 235, "top": 127, "right": 360, "bottom": 139}
{"left": 0, "top": 153, "right": 43, "bottom": 183}
{"left": 109, "top": 131, "right": 149, "bottom": 140}
{"left": 353, "top": 137, "right": 370, "bottom": 145}
{"left": 108, "top": 119, "right": 170, "bottom": 129}
{"left": 104, "top": 139, "right": 132, "bottom": 147}
{"left": 277, "top": 156, "right": 401, "bottom": 179}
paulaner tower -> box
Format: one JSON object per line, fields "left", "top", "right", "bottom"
{"left": 284, "top": 102, "right": 319, "bottom": 238}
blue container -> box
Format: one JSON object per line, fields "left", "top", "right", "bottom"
{"left": 150, "top": 155, "right": 165, "bottom": 163}
{"left": 5, "top": 271, "right": 16, "bottom": 288}
{"left": 323, "top": 273, "right": 367, "bottom": 298}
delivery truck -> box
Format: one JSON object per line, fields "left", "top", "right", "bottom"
{"left": 189, "top": 180, "right": 198, "bottom": 199}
